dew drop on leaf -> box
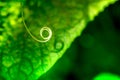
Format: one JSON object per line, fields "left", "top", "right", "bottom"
{"left": 54, "top": 40, "right": 64, "bottom": 52}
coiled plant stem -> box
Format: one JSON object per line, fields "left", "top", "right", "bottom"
{"left": 21, "top": 2, "right": 52, "bottom": 43}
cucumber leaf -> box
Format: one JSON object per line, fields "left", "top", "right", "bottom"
{"left": 0, "top": 0, "right": 117, "bottom": 80}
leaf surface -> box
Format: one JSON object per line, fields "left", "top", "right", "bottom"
{"left": 0, "top": 0, "right": 117, "bottom": 80}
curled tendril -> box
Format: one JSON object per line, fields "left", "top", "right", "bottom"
{"left": 21, "top": 3, "right": 52, "bottom": 42}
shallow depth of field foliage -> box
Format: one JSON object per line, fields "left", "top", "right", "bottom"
{"left": 0, "top": 0, "right": 119, "bottom": 80}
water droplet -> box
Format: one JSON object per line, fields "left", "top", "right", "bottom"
{"left": 54, "top": 40, "right": 64, "bottom": 52}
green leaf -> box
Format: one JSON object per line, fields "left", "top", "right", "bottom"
{"left": 0, "top": 0, "right": 117, "bottom": 80}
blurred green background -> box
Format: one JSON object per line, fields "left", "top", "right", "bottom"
{"left": 38, "top": 1, "right": 120, "bottom": 80}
